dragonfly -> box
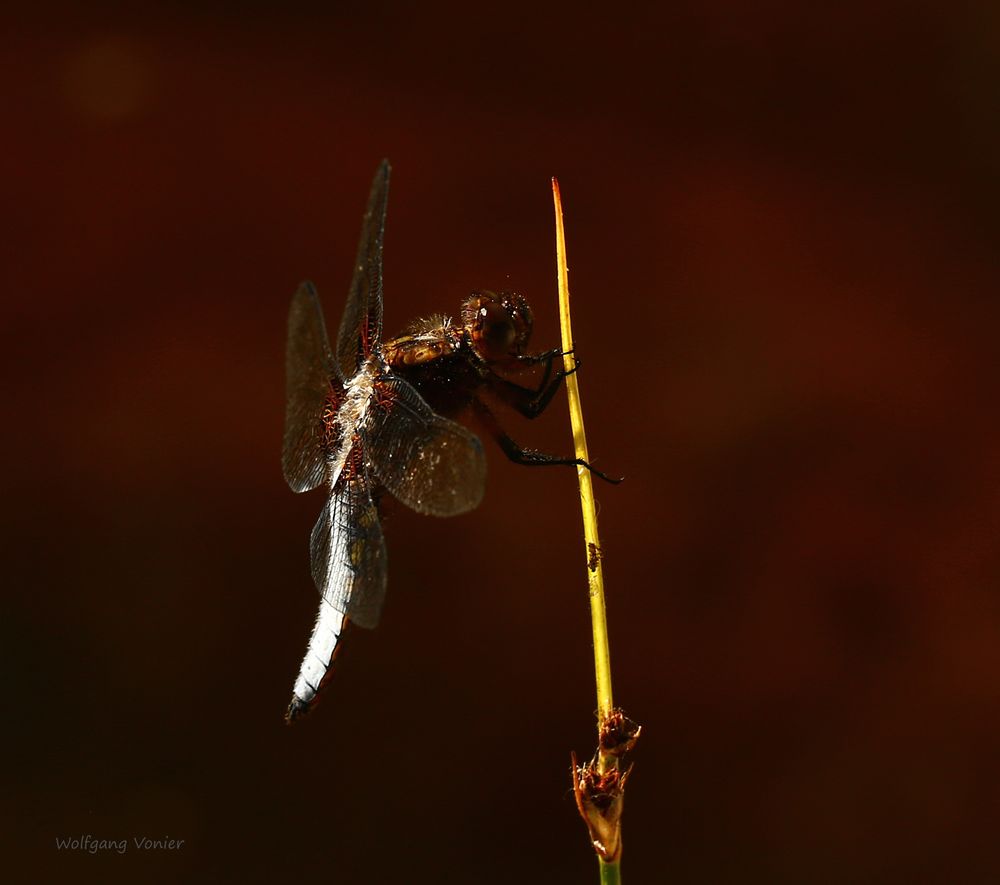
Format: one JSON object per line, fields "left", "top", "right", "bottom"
{"left": 282, "top": 160, "right": 617, "bottom": 722}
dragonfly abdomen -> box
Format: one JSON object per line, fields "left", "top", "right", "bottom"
{"left": 287, "top": 595, "right": 347, "bottom": 721}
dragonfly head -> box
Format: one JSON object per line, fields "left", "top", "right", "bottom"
{"left": 461, "top": 290, "right": 533, "bottom": 364}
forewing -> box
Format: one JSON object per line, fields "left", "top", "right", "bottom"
{"left": 336, "top": 160, "right": 390, "bottom": 379}
{"left": 362, "top": 375, "right": 487, "bottom": 517}
{"left": 309, "top": 468, "right": 387, "bottom": 630}
{"left": 283, "top": 281, "right": 338, "bottom": 493}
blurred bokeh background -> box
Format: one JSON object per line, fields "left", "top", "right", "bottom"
{"left": 5, "top": 1, "right": 1000, "bottom": 882}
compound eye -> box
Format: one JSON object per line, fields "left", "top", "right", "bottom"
{"left": 479, "top": 302, "right": 516, "bottom": 360}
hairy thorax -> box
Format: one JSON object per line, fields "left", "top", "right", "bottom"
{"left": 324, "top": 360, "right": 379, "bottom": 486}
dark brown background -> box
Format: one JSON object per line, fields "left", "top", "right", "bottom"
{"left": 5, "top": 2, "right": 1000, "bottom": 882}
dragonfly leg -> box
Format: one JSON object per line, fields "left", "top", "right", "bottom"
{"left": 471, "top": 397, "right": 622, "bottom": 484}
{"left": 488, "top": 356, "right": 580, "bottom": 419}
{"left": 506, "top": 347, "right": 573, "bottom": 391}
{"left": 511, "top": 346, "right": 568, "bottom": 369}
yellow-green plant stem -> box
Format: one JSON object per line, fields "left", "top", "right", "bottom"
{"left": 600, "top": 858, "right": 622, "bottom": 885}
{"left": 553, "top": 178, "right": 622, "bottom": 883}
{"left": 552, "top": 177, "right": 615, "bottom": 735}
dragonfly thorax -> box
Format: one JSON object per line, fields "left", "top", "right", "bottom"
{"left": 327, "top": 359, "right": 379, "bottom": 487}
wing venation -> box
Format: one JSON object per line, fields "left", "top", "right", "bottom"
{"left": 309, "top": 467, "right": 387, "bottom": 630}
{"left": 336, "top": 160, "right": 390, "bottom": 379}
{"left": 283, "top": 281, "right": 338, "bottom": 492}
{"left": 362, "top": 375, "right": 487, "bottom": 517}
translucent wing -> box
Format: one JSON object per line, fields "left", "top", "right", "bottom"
{"left": 283, "top": 281, "right": 338, "bottom": 493}
{"left": 362, "top": 375, "right": 487, "bottom": 517}
{"left": 309, "top": 464, "right": 387, "bottom": 631}
{"left": 336, "top": 160, "right": 390, "bottom": 379}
